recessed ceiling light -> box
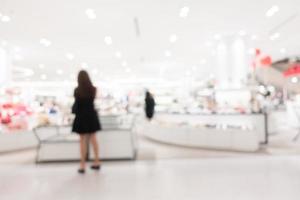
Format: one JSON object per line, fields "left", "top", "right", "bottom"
{"left": 185, "top": 70, "right": 191, "bottom": 76}
{"left": 164, "top": 50, "right": 172, "bottom": 57}
{"left": 269, "top": 32, "right": 280, "bottom": 40}
{"left": 192, "top": 66, "right": 198, "bottom": 71}
{"left": 38, "top": 64, "right": 45, "bottom": 69}
{"left": 121, "top": 61, "right": 127, "bottom": 67}
{"left": 81, "top": 62, "right": 89, "bottom": 69}
{"left": 251, "top": 35, "right": 258, "bottom": 40}
{"left": 213, "top": 34, "right": 221, "bottom": 40}
{"left": 56, "top": 69, "right": 64, "bottom": 75}
{"left": 92, "top": 68, "right": 99, "bottom": 74}
{"left": 291, "top": 77, "right": 298, "bottom": 83}
{"left": 266, "top": 5, "right": 279, "bottom": 18}
{"left": 238, "top": 30, "right": 247, "bottom": 36}
{"left": 205, "top": 41, "right": 212, "bottom": 47}
{"left": 125, "top": 67, "right": 131, "bottom": 73}
{"left": 169, "top": 34, "right": 178, "bottom": 43}
{"left": 115, "top": 51, "right": 122, "bottom": 58}
{"left": 104, "top": 36, "right": 112, "bottom": 45}
{"left": 66, "top": 53, "right": 75, "bottom": 60}
{"left": 280, "top": 48, "right": 286, "bottom": 54}
{"left": 200, "top": 59, "right": 207, "bottom": 64}
{"left": 86, "top": 9, "right": 96, "bottom": 19}
{"left": 1, "top": 40, "right": 7, "bottom": 46}
{"left": 14, "top": 54, "right": 24, "bottom": 61}
{"left": 248, "top": 48, "right": 256, "bottom": 55}
{"left": 40, "top": 38, "right": 52, "bottom": 47}
{"left": 14, "top": 46, "right": 21, "bottom": 52}
{"left": 1, "top": 15, "right": 11, "bottom": 22}
{"left": 179, "top": 6, "right": 190, "bottom": 18}
{"left": 40, "top": 74, "right": 47, "bottom": 80}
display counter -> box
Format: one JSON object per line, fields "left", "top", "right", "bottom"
{"left": 141, "top": 113, "right": 267, "bottom": 152}
{"left": 0, "top": 131, "right": 38, "bottom": 153}
{"left": 35, "top": 114, "right": 137, "bottom": 162}
{"left": 0, "top": 114, "right": 137, "bottom": 162}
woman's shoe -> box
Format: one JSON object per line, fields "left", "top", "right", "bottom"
{"left": 78, "top": 169, "right": 85, "bottom": 174}
{"left": 90, "top": 165, "right": 101, "bottom": 170}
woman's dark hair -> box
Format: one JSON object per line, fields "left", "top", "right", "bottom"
{"left": 75, "top": 70, "right": 96, "bottom": 98}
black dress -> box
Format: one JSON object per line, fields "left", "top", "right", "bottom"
{"left": 72, "top": 95, "right": 101, "bottom": 134}
{"left": 145, "top": 97, "right": 155, "bottom": 119}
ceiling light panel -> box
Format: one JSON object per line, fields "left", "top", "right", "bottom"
{"left": 269, "top": 32, "right": 280, "bottom": 40}
{"left": 1, "top": 15, "right": 11, "bottom": 22}
{"left": 86, "top": 9, "right": 96, "bottom": 19}
{"left": 104, "top": 36, "right": 112, "bottom": 45}
{"left": 40, "top": 38, "right": 52, "bottom": 47}
{"left": 169, "top": 34, "right": 178, "bottom": 43}
{"left": 179, "top": 6, "right": 190, "bottom": 18}
{"left": 266, "top": 5, "right": 280, "bottom": 18}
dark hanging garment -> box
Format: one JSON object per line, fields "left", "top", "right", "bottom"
{"left": 145, "top": 97, "right": 155, "bottom": 119}
{"left": 72, "top": 91, "right": 101, "bottom": 134}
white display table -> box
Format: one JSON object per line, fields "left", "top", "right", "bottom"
{"left": 0, "top": 115, "right": 137, "bottom": 162}
{"left": 141, "top": 113, "right": 267, "bottom": 152}
{"left": 0, "top": 131, "right": 38, "bottom": 153}
{"left": 35, "top": 115, "right": 137, "bottom": 162}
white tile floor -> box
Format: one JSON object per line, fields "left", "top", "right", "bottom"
{"left": 1, "top": 156, "right": 300, "bottom": 200}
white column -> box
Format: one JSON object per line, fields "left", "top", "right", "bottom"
{"left": 216, "top": 41, "right": 229, "bottom": 89}
{"left": 231, "top": 38, "right": 248, "bottom": 87}
{"left": 216, "top": 36, "right": 249, "bottom": 89}
{"left": 0, "top": 48, "right": 11, "bottom": 86}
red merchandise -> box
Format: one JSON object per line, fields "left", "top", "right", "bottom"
{"left": 283, "top": 64, "right": 300, "bottom": 77}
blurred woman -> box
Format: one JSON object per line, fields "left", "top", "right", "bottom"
{"left": 72, "top": 70, "right": 101, "bottom": 174}
{"left": 145, "top": 90, "right": 155, "bottom": 120}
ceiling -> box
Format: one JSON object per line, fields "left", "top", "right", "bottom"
{"left": 0, "top": 0, "right": 300, "bottom": 83}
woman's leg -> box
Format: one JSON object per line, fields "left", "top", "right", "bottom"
{"left": 90, "top": 133, "right": 100, "bottom": 165}
{"left": 79, "top": 135, "right": 88, "bottom": 169}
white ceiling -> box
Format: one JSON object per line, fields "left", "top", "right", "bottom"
{"left": 0, "top": 0, "right": 300, "bottom": 82}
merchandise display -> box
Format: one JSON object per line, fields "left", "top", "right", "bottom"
{"left": 141, "top": 113, "right": 267, "bottom": 152}
{"left": 35, "top": 114, "right": 137, "bottom": 162}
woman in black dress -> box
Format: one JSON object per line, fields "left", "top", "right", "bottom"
{"left": 145, "top": 91, "right": 155, "bottom": 120}
{"left": 72, "top": 70, "right": 101, "bottom": 173}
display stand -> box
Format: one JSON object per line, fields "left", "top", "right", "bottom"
{"left": 34, "top": 115, "right": 137, "bottom": 163}
{"left": 141, "top": 113, "right": 267, "bottom": 152}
